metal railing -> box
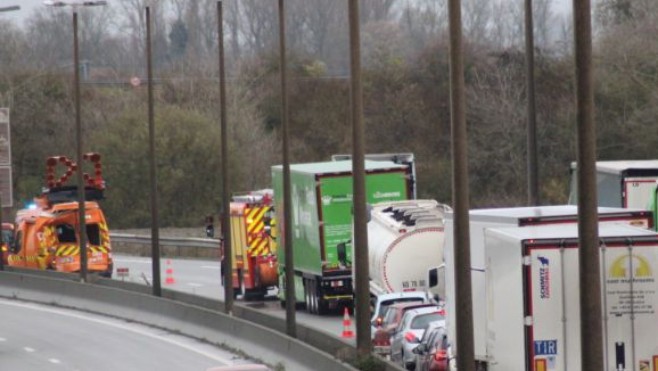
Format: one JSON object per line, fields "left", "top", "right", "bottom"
{"left": 110, "top": 233, "right": 219, "bottom": 249}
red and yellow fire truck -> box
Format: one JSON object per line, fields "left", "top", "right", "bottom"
{"left": 7, "top": 153, "right": 113, "bottom": 277}
{"left": 229, "top": 189, "right": 278, "bottom": 300}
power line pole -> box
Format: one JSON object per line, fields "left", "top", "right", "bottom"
{"left": 525, "top": 0, "right": 539, "bottom": 205}
{"left": 218, "top": 1, "right": 234, "bottom": 314}
{"left": 448, "top": 0, "right": 474, "bottom": 368}
{"left": 146, "top": 6, "right": 162, "bottom": 297}
{"left": 278, "top": 0, "right": 296, "bottom": 338}
{"left": 347, "top": 0, "right": 371, "bottom": 356}
{"left": 573, "top": 0, "right": 603, "bottom": 368}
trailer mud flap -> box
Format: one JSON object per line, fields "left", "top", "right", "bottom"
{"left": 534, "top": 359, "right": 547, "bottom": 371}
{"left": 615, "top": 342, "right": 625, "bottom": 369}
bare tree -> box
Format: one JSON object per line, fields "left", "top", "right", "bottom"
{"left": 240, "top": 0, "right": 277, "bottom": 55}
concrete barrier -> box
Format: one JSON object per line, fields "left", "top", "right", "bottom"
{"left": 0, "top": 269, "right": 359, "bottom": 371}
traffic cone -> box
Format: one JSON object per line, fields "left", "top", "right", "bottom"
{"left": 341, "top": 307, "right": 354, "bottom": 338}
{"left": 165, "top": 259, "right": 175, "bottom": 285}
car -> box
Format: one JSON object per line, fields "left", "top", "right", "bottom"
{"left": 372, "top": 301, "right": 438, "bottom": 358}
{"left": 370, "top": 291, "right": 432, "bottom": 336}
{"left": 390, "top": 306, "right": 445, "bottom": 370}
{"left": 413, "top": 323, "right": 449, "bottom": 371}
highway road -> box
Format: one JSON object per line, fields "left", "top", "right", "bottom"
{"left": 112, "top": 254, "right": 353, "bottom": 342}
{"left": 0, "top": 298, "right": 265, "bottom": 371}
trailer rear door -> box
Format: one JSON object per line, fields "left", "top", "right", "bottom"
{"left": 526, "top": 240, "right": 658, "bottom": 371}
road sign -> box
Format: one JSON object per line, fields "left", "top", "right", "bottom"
{"left": 0, "top": 108, "right": 12, "bottom": 208}
{"left": 117, "top": 267, "right": 129, "bottom": 280}
{"left": 0, "top": 122, "right": 11, "bottom": 165}
{"left": 0, "top": 166, "right": 12, "bottom": 208}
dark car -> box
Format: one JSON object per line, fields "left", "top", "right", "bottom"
{"left": 413, "top": 324, "right": 449, "bottom": 371}
{"left": 372, "top": 301, "right": 438, "bottom": 358}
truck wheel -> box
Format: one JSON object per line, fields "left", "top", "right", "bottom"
{"left": 304, "top": 279, "right": 312, "bottom": 312}
{"left": 317, "top": 297, "right": 329, "bottom": 315}
{"left": 313, "top": 282, "right": 328, "bottom": 315}
{"left": 309, "top": 280, "right": 319, "bottom": 314}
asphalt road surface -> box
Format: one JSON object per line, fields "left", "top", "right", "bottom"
{"left": 0, "top": 298, "right": 262, "bottom": 371}
{"left": 112, "top": 254, "right": 353, "bottom": 342}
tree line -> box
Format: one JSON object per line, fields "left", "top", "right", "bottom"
{"left": 0, "top": 0, "right": 656, "bottom": 228}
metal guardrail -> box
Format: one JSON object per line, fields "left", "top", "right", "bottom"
{"left": 110, "top": 233, "right": 220, "bottom": 249}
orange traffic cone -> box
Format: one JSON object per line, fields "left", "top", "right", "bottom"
{"left": 165, "top": 259, "right": 175, "bottom": 285}
{"left": 341, "top": 307, "right": 354, "bottom": 338}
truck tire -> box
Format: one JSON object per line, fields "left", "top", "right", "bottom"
{"left": 304, "top": 279, "right": 312, "bottom": 312}
{"left": 309, "top": 280, "right": 319, "bottom": 314}
{"left": 314, "top": 282, "right": 329, "bottom": 315}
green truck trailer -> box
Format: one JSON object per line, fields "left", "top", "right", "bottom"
{"left": 272, "top": 160, "right": 412, "bottom": 314}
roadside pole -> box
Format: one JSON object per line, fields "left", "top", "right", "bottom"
{"left": 573, "top": 0, "right": 603, "bottom": 368}
{"left": 448, "top": 0, "right": 475, "bottom": 368}
{"left": 218, "top": 1, "right": 234, "bottom": 314}
{"left": 347, "top": 0, "right": 371, "bottom": 356}
{"left": 278, "top": 0, "right": 297, "bottom": 338}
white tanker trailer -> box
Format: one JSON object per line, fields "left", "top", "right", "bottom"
{"left": 365, "top": 199, "right": 451, "bottom": 299}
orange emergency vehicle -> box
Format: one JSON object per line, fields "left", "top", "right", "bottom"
{"left": 7, "top": 153, "right": 113, "bottom": 277}
{"left": 229, "top": 189, "right": 278, "bottom": 300}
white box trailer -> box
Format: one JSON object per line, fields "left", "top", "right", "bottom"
{"left": 569, "top": 160, "right": 658, "bottom": 209}
{"left": 485, "top": 223, "right": 658, "bottom": 371}
{"left": 443, "top": 205, "right": 654, "bottom": 365}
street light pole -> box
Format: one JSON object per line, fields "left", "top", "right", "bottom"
{"left": 44, "top": 0, "right": 107, "bottom": 283}
{"left": 217, "top": 1, "right": 233, "bottom": 313}
{"left": 145, "top": 6, "right": 162, "bottom": 297}
{"left": 73, "top": 10, "right": 87, "bottom": 282}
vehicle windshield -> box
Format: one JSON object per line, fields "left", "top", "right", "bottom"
{"left": 379, "top": 298, "right": 423, "bottom": 319}
{"left": 411, "top": 312, "right": 444, "bottom": 330}
{"left": 382, "top": 307, "right": 399, "bottom": 326}
{"left": 56, "top": 224, "right": 77, "bottom": 243}
{"left": 1, "top": 229, "right": 13, "bottom": 245}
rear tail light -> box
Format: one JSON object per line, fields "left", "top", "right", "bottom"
{"left": 434, "top": 349, "right": 447, "bottom": 361}
{"left": 404, "top": 332, "right": 419, "bottom": 343}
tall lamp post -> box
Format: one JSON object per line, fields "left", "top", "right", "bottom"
{"left": 43, "top": 0, "right": 107, "bottom": 282}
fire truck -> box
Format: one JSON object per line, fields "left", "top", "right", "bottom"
{"left": 7, "top": 153, "right": 113, "bottom": 277}
{"left": 228, "top": 189, "right": 278, "bottom": 300}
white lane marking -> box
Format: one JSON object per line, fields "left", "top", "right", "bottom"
{"left": 0, "top": 300, "right": 231, "bottom": 365}
{"left": 201, "top": 265, "right": 219, "bottom": 270}
{"left": 24, "top": 347, "right": 35, "bottom": 353}
{"left": 0, "top": 337, "right": 6, "bottom": 342}
{"left": 187, "top": 283, "right": 203, "bottom": 288}
{"left": 49, "top": 359, "right": 61, "bottom": 364}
